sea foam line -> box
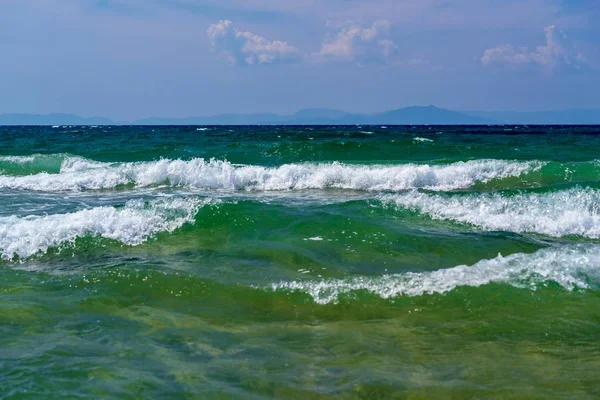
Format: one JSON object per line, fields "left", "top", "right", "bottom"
{"left": 0, "top": 197, "right": 211, "bottom": 260}
{"left": 385, "top": 187, "right": 600, "bottom": 238}
{"left": 271, "top": 246, "right": 600, "bottom": 304}
{"left": 0, "top": 157, "right": 541, "bottom": 192}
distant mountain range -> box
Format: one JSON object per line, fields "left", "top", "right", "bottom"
{"left": 2, "top": 106, "right": 600, "bottom": 125}
{"left": 135, "top": 106, "right": 496, "bottom": 125}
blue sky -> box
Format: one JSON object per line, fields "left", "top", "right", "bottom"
{"left": 0, "top": 0, "right": 598, "bottom": 120}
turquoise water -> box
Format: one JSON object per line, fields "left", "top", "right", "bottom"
{"left": 1, "top": 125, "right": 600, "bottom": 399}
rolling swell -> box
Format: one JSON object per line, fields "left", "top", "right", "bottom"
{"left": 4, "top": 127, "right": 600, "bottom": 398}
{"left": 4, "top": 161, "right": 600, "bottom": 261}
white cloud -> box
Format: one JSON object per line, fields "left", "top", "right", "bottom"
{"left": 481, "top": 25, "right": 585, "bottom": 73}
{"left": 207, "top": 20, "right": 300, "bottom": 65}
{"left": 207, "top": 19, "right": 435, "bottom": 69}
{"left": 314, "top": 20, "right": 400, "bottom": 64}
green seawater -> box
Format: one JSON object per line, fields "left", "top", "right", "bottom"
{"left": 1, "top": 126, "right": 600, "bottom": 399}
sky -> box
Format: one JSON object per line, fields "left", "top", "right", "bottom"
{"left": 0, "top": 0, "right": 598, "bottom": 120}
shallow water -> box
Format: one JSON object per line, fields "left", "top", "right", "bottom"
{"left": 1, "top": 125, "right": 600, "bottom": 398}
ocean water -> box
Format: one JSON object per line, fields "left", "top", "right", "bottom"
{"left": 1, "top": 125, "right": 600, "bottom": 399}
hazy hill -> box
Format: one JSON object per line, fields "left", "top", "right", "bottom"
{"left": 136, "top": 113, "right": 285, "bottom": 125}
{"left": 369, "top": 105, "right": 493, "bottom": 125}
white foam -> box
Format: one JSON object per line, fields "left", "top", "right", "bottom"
{"left": 0, "top": 157, "right": 540, "bottom": 192}
{"left": 413, "top": 137, "right": 434, "bottom": 143}
{"left": 272, "top": 246, "right": 600, "bottom": 304}
{"left": 0, "top": 197, "right": 210, "bottom": 260}
{"left": 386, "top": 188, "right": 600, "bottom": 238}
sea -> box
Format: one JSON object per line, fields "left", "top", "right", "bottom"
{"left": 1, "top": 125, "right": 600, "bottom": 399}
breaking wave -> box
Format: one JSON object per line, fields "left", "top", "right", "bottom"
{"left": 0, "top": 156, "right": 540, "bottom": 192}
{"left": 271, "top": 246, "right": 600, "bottom": 304}
{"left": 0, "top": 197, "right": 210, "bottom": 260}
